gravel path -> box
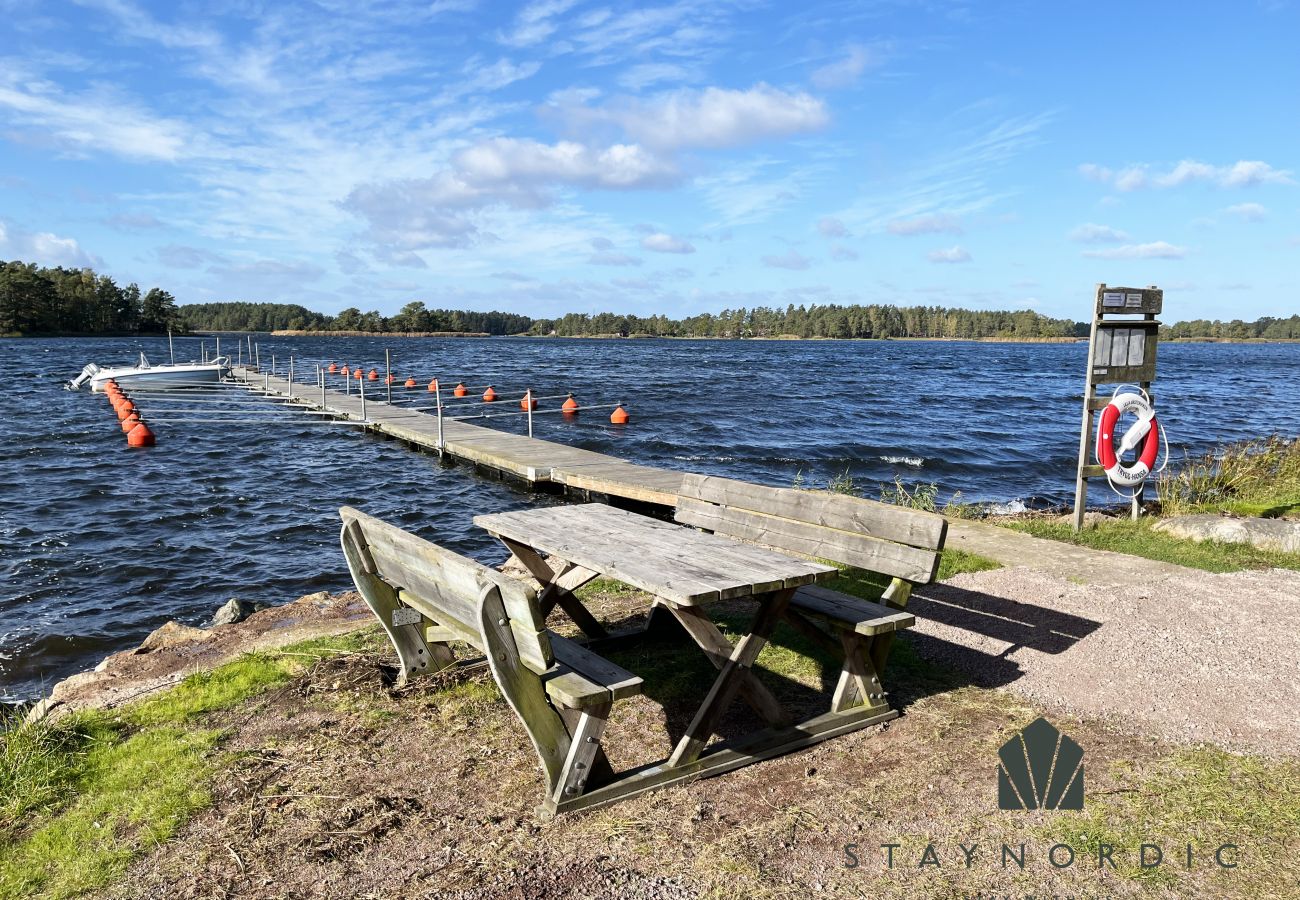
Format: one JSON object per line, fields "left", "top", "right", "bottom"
{"left": 910, "top": 566, "right": 1300, "bottom": 754}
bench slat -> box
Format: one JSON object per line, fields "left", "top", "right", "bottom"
{"left": 679, "top": 474, "right": 947, "bottom": 551}
{"left": 550, "top": 634, "right": 643, "bottom": 702}
{"left": 676, "top": 498, "right": 941, "bottom": 583}
{"left": 791, "top": 585, "right": 915, "bottom": 636}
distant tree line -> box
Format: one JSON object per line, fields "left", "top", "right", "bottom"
{"left": 0, "top": 260, "right": 181, "bottom": 336}
{"left": 1160, "top": 316, "right": 1300, "bottom": 340}
{"left": 4, "top": 258, "right": 1294, "bottom": 341}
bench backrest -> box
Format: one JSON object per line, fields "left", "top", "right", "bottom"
{"left": 338, "top": 506, "right": 552, "bottom": 671}
{"left": 675, "top": 474, "right": 947, "bottom": 584}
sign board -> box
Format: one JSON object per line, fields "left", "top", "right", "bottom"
{"left": 1090, "top": 321, "right": 1159, "bottom": 382}
{"left": 1096, "top": 286, "right": 1162, "bottom": 316}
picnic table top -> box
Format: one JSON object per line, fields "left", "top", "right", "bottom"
{"left": 474, "top": 503, "right": 836, "bottom": 605}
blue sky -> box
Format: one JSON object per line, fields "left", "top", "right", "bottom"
{"left": 0, "top": 0, "right": 1296, "bottom": 321}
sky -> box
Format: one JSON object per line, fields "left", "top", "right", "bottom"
{"left": 0, "top": 0, "right": 1297, "bottom": 322}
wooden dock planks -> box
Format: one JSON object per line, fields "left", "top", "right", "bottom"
{"left": 233, "top": 367, "right": 685, "bottom": 506}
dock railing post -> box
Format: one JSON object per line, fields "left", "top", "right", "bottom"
{"left": 236, "top": 340, "right": 241, "bottom": 369}
{"left": 360, "top": 369, "right": 367, "bottom": 422}
{"left": 385, "top": 348, "right": 392, "bottom": 405}
{"left": 254, "top": 342, "right": 260, "bottom": 371}
{"left": 201, "top": 340, "right": 206, "bottom": 364}
{"left": 216, "top": 336, "right": 221, "bottom": 360}
{"left": 288, "top": 357, "right": 294, "bottom": 401}
{"left": 320, "top": 366, "right": 326, "bottom": 410}
{"left": 435, "top": 381, "right": 444, "bottom": 451}
{"left": 169, "top": 331, "right": 175, "bottom": 366}
{"left": 526, "top": 389, "right": 533, "bottom": 438}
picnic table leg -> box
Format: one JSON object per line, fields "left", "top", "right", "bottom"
{"left": 341, "top": 520, "right": 454, "bottom": 685}
{"left": 665, "top": 604, "right": 789, "bottom": 727}
{"left": 552, "top": 701, "right": 613, "bottom": 804}
{"left": 830, "top": 632, "right": 889, "bottom": 713}
{"left": 667, "top": 588, "right": 796, "bottom": 767}
{"left": 499, "top": 538, "right": 609, "bottom": 640}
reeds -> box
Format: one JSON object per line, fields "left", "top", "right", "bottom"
{"left": 1156, "top": 435, "right": 1300, "bottom": 517}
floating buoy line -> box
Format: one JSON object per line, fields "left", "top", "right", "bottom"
{"left": 78, "top": 347, "right": 631, "bottom": 450}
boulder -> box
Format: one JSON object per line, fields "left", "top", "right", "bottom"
{"left": 1153, "top": 514, "right": 1300, "bottom": 553}
{"left": 135, "top": 620, "right": 210, "bottom": 653}
{"left": 210, "top": 597, "right": 251, "bottom": 627}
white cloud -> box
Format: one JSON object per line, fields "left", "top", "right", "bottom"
{"left": 888, "top": 213, "right": 963, "bottom": 236}
{"left": 560, "top": 83, "right": 829, "bottom": 152}
{"left": 641, "top": 233, "right": 695, "bottom": 254}
{"left": 105, "top": 212, "right": 164, "bottom": 230}
{"left": 1068, "top": 223, "right": 1130, "bottom": 243}
{"left": 927, "top": 245, "right": 971, "bottom": 263}
{"left": 156, "top": 244, "right": 224, "bottom": 269}
{"left": 0, "top": 219, "right": 99, "bottom": 267}
{"left": 497, "top": 0, "right": 579, "bottom": 47}
{"left": 817, "top": 216, "right": 848, "bottom": 237}
{"left": 1079, "top": 159, "right": 1294, "bottom": 191}
{"left": 455, "top": 138, "right": 679, "bottom": 190}
{"left": 1082, "top": 241, "right": 1187, "bottom": 259}
{"left": 762, "top": 249, "right": 811, "bottom": 270}
{"left": 587, "top": 237, "right": 641, "bottom": 266}
{"left": 1224, "top": 202, "right": 1267, "bottom": 221}
{"left": 830, "top": 244, "right": 858, "bottom": 261}
{"left": 811, "top": 45, "right": 875, "bottom": 89}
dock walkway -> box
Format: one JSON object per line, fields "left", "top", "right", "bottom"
{"left": 234, "top": 367, "right": 686, "bottom": 506}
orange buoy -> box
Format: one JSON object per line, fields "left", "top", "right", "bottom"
{"left": 404, "top": 376, "right": 416, "bottom": 388}
{"left": 341, "top": 365, "right": 350, "bottom": 376}
{"left": 355, "top": 368, "right": 363, "bottom": 380}
{"left": 483, "top": 386, "right": 497, "bottom": 402}
{"left": 328, "top": 362, "right": 338, "bottom": 374}
{"left": 368, "top": 368, "right": 379, "bottom": 381}
{"left": 121, "top": 412, "right": 141, "bottom": 433}
{"left": 115, "top": 401, "right": 135, "bottom": 421}
{"left": 562, "top": 394, "right": 580, "bottom": 413}
{"left": 385, "top": 373, "right": 396, "bottom": 384}
{"left": 520, "top": 390, "right": 537, "bottom": 411}
{"left": 453, "top": 383, "right": 467, "bottom": 397}
{"left": 610, "top": 405, "right": 629, "bottom": 424}
{"left": 427, "top": 378, "right": 439, "bottom": 392}
{"left": 127, "top": 421, "right": 155, "bottom": 447}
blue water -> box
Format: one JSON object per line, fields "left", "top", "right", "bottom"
{"left": 2, "top": 335, "right": 1298, "bottom": 702}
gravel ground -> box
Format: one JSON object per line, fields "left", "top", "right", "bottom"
{"left": 908, "top": 566, "right": 1300, "bottom": 754}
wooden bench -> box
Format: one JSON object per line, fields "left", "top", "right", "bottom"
{"left": 674, "top": 474, "right": 947, "bottom": 713}
{"left": 339, "top": 506, "right": 643, "bottom": 817}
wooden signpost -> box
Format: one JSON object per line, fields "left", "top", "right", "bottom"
{"left": 1071, "top": 283, "right": 1163, "bottom": 532}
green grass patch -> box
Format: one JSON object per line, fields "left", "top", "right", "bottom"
{"left": 1005, "top": 517, "right": 1300, "bottom": 573}
{"left": 0, "top": 630, "right": 380, "bottom": 898}
{"left": 1037, "top": 746, "right": 1300, "bottom": 892}
{"left": 1158, "top": 435, "right": 1300, "bottom": 518}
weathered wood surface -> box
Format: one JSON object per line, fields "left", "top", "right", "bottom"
{"left": 475, "top": 504, "right": 835, "bottom": 605}
{"left": 234, "top": 368, "right": 682, "bottom": 505}
{"left": 676, "top": 496, "right": 940, "bottom": 583}
{"left": 679, "top": 473, "right": 947, "bottom": 550}
{"left": 789, "top": 584, "right": 915, "bottom": 635}
{"left": 341, "top": 507, "right": 642, "bottom": 710}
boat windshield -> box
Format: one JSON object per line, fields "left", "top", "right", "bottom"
{"left": 137, "top": 352, "right": 152, "bottom": 369}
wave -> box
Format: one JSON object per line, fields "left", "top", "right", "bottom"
{"left": 879, "top": 455, "right": 924, "bottom": 467}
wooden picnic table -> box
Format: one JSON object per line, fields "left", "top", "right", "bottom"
{"left": 474, "top": 503, "right": 838, "bottom": 767}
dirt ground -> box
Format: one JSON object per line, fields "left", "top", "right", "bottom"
{"left": 94, "top": 577, "right": 1298, "bottom": 900}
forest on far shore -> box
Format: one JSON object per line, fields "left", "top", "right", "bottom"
{"left": 3, "top": 259, "right": 1297, "bottom": 340}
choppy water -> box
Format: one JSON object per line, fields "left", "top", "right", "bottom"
{"left": 3, "top": 335, "right": 1298, "bottom": 702}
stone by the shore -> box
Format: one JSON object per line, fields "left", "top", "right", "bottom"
{"left": 1153, "top": 513, "right": 1300, "bottom": 553}
{"left": 210, "top": 597, "right": 251, "bottom": 627}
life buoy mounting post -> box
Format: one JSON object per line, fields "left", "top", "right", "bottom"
{"left": 1071, "top": 284, "right": 1164, "bottom": 532}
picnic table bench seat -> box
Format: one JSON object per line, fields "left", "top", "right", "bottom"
{"left": 674, "top": 473, "right": 947, "bottom": 705}
{"left": 339, "top": 506, "right": 642, "bottom": 814}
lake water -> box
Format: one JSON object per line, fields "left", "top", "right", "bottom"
{"left": 3, "top": 335, "right": 1299, "bottom": 702}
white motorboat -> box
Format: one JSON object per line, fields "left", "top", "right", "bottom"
{"left": 67, "top": 353, "right": 231, "bottom": 391}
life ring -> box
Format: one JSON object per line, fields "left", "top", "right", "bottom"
{"left": 1096, "top": 392, "right": 1160, "bottom": 487}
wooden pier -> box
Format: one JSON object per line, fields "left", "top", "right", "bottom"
{"left": 232, "top": 367, "right": 686, "bottom": 506}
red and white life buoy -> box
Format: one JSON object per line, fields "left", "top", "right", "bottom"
{"left": 1096, "top": 392, "right": 1160, "bottom": 487}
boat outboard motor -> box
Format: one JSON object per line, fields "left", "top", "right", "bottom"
{"left": 66, "top": 363, "right": 100, "bottom": 391}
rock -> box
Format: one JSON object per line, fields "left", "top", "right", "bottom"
{"left": 210, "top": 597, "right": 252, "bottom": 627}
{"left": 1153, "top": 514, "right": 1300, "bottom": 553}
{"left": 135, "top": 620, "right": 210, "bottom": 653}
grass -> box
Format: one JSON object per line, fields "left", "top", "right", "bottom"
{"left": 1158, "top": 435, "right": 1300, "bottom": 518}
{"left": 0, "top": 633, "right": 374, "bottom": 899}
{"left": 1037, "top": 745, "right": 1300, "bottom": 893}
{"left": 1005, "top": 516, "right": 1300, "bottom": 573}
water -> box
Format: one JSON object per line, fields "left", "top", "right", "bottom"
{"left": 3, "top": 335, "right": 1298, "bottom": 702}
